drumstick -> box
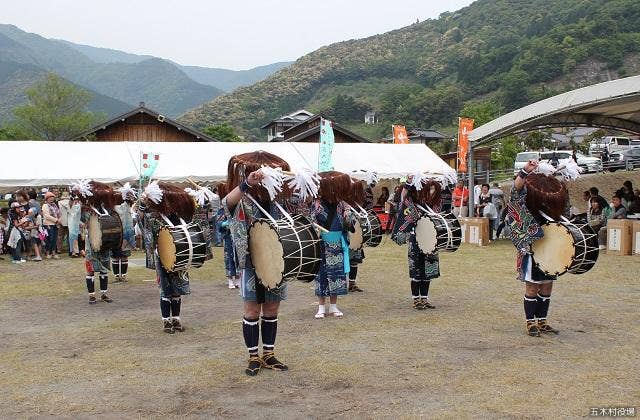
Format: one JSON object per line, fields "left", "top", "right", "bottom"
{"left": 313, "top": 223, "right": 329, "bottom": 233}
{"left": 187, "top": 177, "right": 202, "bottom": 190}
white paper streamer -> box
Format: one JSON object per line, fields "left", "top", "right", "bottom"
{"left": 409, "top": 171, "right": 427, "bottom": 190}
{"left": 536, "top": 161, "right": 557, "bottom": 176}
{"left": 556, "top": 158, "right": 583, "bottom": 180}
{"left": 364, "top": 171, "right": 379, "bottom": 187}
{"left": 144, "top": 180, "right": 163, "bottom": 204}
{"left": 185, "top": 186, "right": 216, "bottom": 206}
{"left": 441, "top": 171, "right": 458, "bottom": 188}
{"left": 117, "top": 182, "right": 137, "bottom": 201}
{"left": 260, "top": 166, "right": 285, "bottom": 201}
{"left": 70, "top": 179, "right": 93, "bottom": 198}
{"left": 285, "top": 168, "right": 320, "bottom": 201}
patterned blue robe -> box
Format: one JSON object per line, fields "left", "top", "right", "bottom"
{"left": 506, "top": 186, "right": 557, "bottom": 283}
{"left": 310, "top": 200, "right": 351, "bottom": 297}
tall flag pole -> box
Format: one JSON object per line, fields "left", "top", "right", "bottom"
{"left": 392, "top": 124, "right": 409, "bottom": 144}
{"left": 457, "top": 117, "right": 474, "bottom": 173}
{"left": 318, "top": 118, "right": 335, "bottom": 171}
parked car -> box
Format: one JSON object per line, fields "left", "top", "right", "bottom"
{"left": 513, "top": 151, "right": 541, "bottom": 175}
{"left": 606, "top": 147, "right": 640, "bottom": 171}
{"left": 539, "top": 150, "right": 602, "bottom": 173}
{"left": 588, "top": 136, "right": 640, "bottom": 156}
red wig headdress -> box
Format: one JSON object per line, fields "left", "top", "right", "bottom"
{"left": 318, "top": 171, "right": 353, "bottom": 204}
{"left": 145, "top": 182, "right": 196, "bottom": 220}
{"left": 226, "top": 150, "right": 291, "bottom": 202}
{"left": 524, "top": 173, "right": 568, "bottom": 220}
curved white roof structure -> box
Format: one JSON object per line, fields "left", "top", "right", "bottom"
{"left": 469, "top": 75, "right": 640, "bottom": 145}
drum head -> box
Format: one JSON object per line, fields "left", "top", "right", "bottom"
{"left": 532, "top": 223, "right": 575, "bottom": 275}
{"left": 249, "top": 221, "right": 285, "bottom": 290}
{"left": 157, "top": 228, "right": 177, "bottom": 271}
{"left": 87, "top": 214, "right": 102, "bottom": 251}
{"left": 415, "top": 216, "right": 437, "bottom": 254}
{"left": 349, "top": 220, "right": 364, "bottom": 251}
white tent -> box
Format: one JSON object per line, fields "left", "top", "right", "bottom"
{"left": 0, "top": 141, "right": 455, "bottom": 187}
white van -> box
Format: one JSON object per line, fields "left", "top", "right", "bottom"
{"left": 588, "top": 136, "right": 639, "bottom": 156}
{"left": 513, "top": 151, "right": 540, "bottom": 175}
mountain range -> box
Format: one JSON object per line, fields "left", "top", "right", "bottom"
{"left": 0, "top": 23, "right": 291, "bottom": 122}
{"left": 180, "top": 0, "right": 640, "bottom": 141}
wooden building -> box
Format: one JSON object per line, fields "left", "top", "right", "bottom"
{"left": 440, "top": 146, "right": 492, "bottom": 183}
{"left": 274, "top": 114, "right": 371, "bottom": 143}
{"left": 74, "top": 103, "right": 217, "bottom": 142}
{"left": 261, "top": 109, "right": 314, "bottom": 141}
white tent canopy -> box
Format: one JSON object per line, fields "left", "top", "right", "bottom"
{"left": 0, "top": 141, "right": 455, "bottom": 187}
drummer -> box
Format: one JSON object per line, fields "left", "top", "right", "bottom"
{"left": 347, "top": 179, "right": 367, "bottom": 293}
{"left": 508, "top": 160, "right": 568, "bottom": 337}
{"left": 138, "top": 182, "right": 199, "bottom": 334}
{"left": 222, "top": 151, "right": 290, "bottom": 376}
{"left": 71, "top": 180, "right": 117, "bottom": 305}
{"left": 310, "top": 171, "right": 355, "bottom": 319}
{"left": 111, "top": 185, "right": 137, "bottom": 284}
{"left": 397, "top": 176, "right": 442, "bottom": 310}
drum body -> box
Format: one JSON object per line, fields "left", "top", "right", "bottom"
{"left": 248, "top": 215, "right": 321, "bottom": 289}
{"left": 532, "top": 220, "right": 599, "bottom": 276}
{"left": 349, "top": 210, "right": 383, "bottom": 251}
{"left": 415, "top": 215, "right": 448, "bottom": 255}
{"left": 414, "top": 212, "right": 462, "bottom": 255}
{"left": 88, "top": 212, "right": 123, "bottom": 252}
{"left": 157, "top": 222, "right": 207, "bottom": 272}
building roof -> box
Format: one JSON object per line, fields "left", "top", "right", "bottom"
{"left": 469, "top": 75, "right": 640, "bottom": 145}
{"left": 260, "top": 109, "right": 314, "bottom": 129}
{"left": 408, "top": 128, "right": 452, "bottom": 140}
{"left": 276, "top": 114, "right": 371, "bottom": 143}
{"left": 74, "top": 104, "right": 218, "bottom": 142}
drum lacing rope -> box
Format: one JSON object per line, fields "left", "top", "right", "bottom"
{"left": 273, "top": 201, "right": 306, "bottom": 280}
{"left": 418, "top": 204, "right": 452, "bottom": 251}
{"left": 160, "top": 215, "right": 194, "bottom": 271}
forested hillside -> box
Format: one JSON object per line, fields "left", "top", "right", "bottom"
{"left": 180, "top": 0, "right": 640, "bottom": 140}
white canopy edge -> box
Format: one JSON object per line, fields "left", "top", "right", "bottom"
{"left": 469, "top": 75, "right": 640, "bottom": 143}
{"left": 0, "top": 141, "right": 455, "bottom": 188}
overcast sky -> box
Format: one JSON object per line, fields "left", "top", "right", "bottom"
{"left": 2, "top": 0, "right": 474, "bottom": 70}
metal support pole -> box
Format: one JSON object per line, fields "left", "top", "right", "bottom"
{"left": 467, "top": 143, "right": 475, "bottom": 217}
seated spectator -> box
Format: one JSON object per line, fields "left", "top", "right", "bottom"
{"left": 598, "top": 194, "right": 627, "bottom": 249}
{"left": 616, "top": 180, "right": 635, "bottom": 209}
{"left": 627, "top": 189, "right": 640, "bottom": 214}
{"left": 376, "top": 187, "right": 390, "bottom": 207}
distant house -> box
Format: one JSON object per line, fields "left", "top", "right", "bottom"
{"left": 364, "top": 111, "right": 377, "bottom": 125}
{"left": 440, "top": 146, "right": 492, "bottom": 183}
{"left": 261, "top": 109, "right": 314, "bottom": 141}
{"left": 74, "top": 102, "right": 217, "bottom": 142}
{"left": 271, "top": 114, "right": 371, "bottom": 143}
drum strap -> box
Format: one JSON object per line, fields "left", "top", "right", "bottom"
{"left": 245, "top": 194, "right": 278, "bottom": 225}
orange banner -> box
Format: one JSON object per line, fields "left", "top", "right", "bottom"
{"left": 392, "top": 125, "right": 409, "bottom": 144}
{"left": 457, "top": 117, "right": 474, "bottom": 172}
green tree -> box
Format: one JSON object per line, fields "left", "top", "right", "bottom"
{"left": 522, "top": 130, "right": 553, "bottom": 150}
{"left": 12, "top": 73, "right": 102, "bottom": 141}
{"left": 202, "top": 123, "right": 244, "bottom": 142}
{"left": 0, "top": 122, "right": 29, "bottom": 140}
{"left": 459, "top": 100, "right": 504, "bottom": 127}
{"left": 490, "top": 136, "right": 523, "bottom": 170}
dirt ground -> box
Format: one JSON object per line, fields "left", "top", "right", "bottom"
{"left": 1, "top": 239, "right": 638, "bottom": 419}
